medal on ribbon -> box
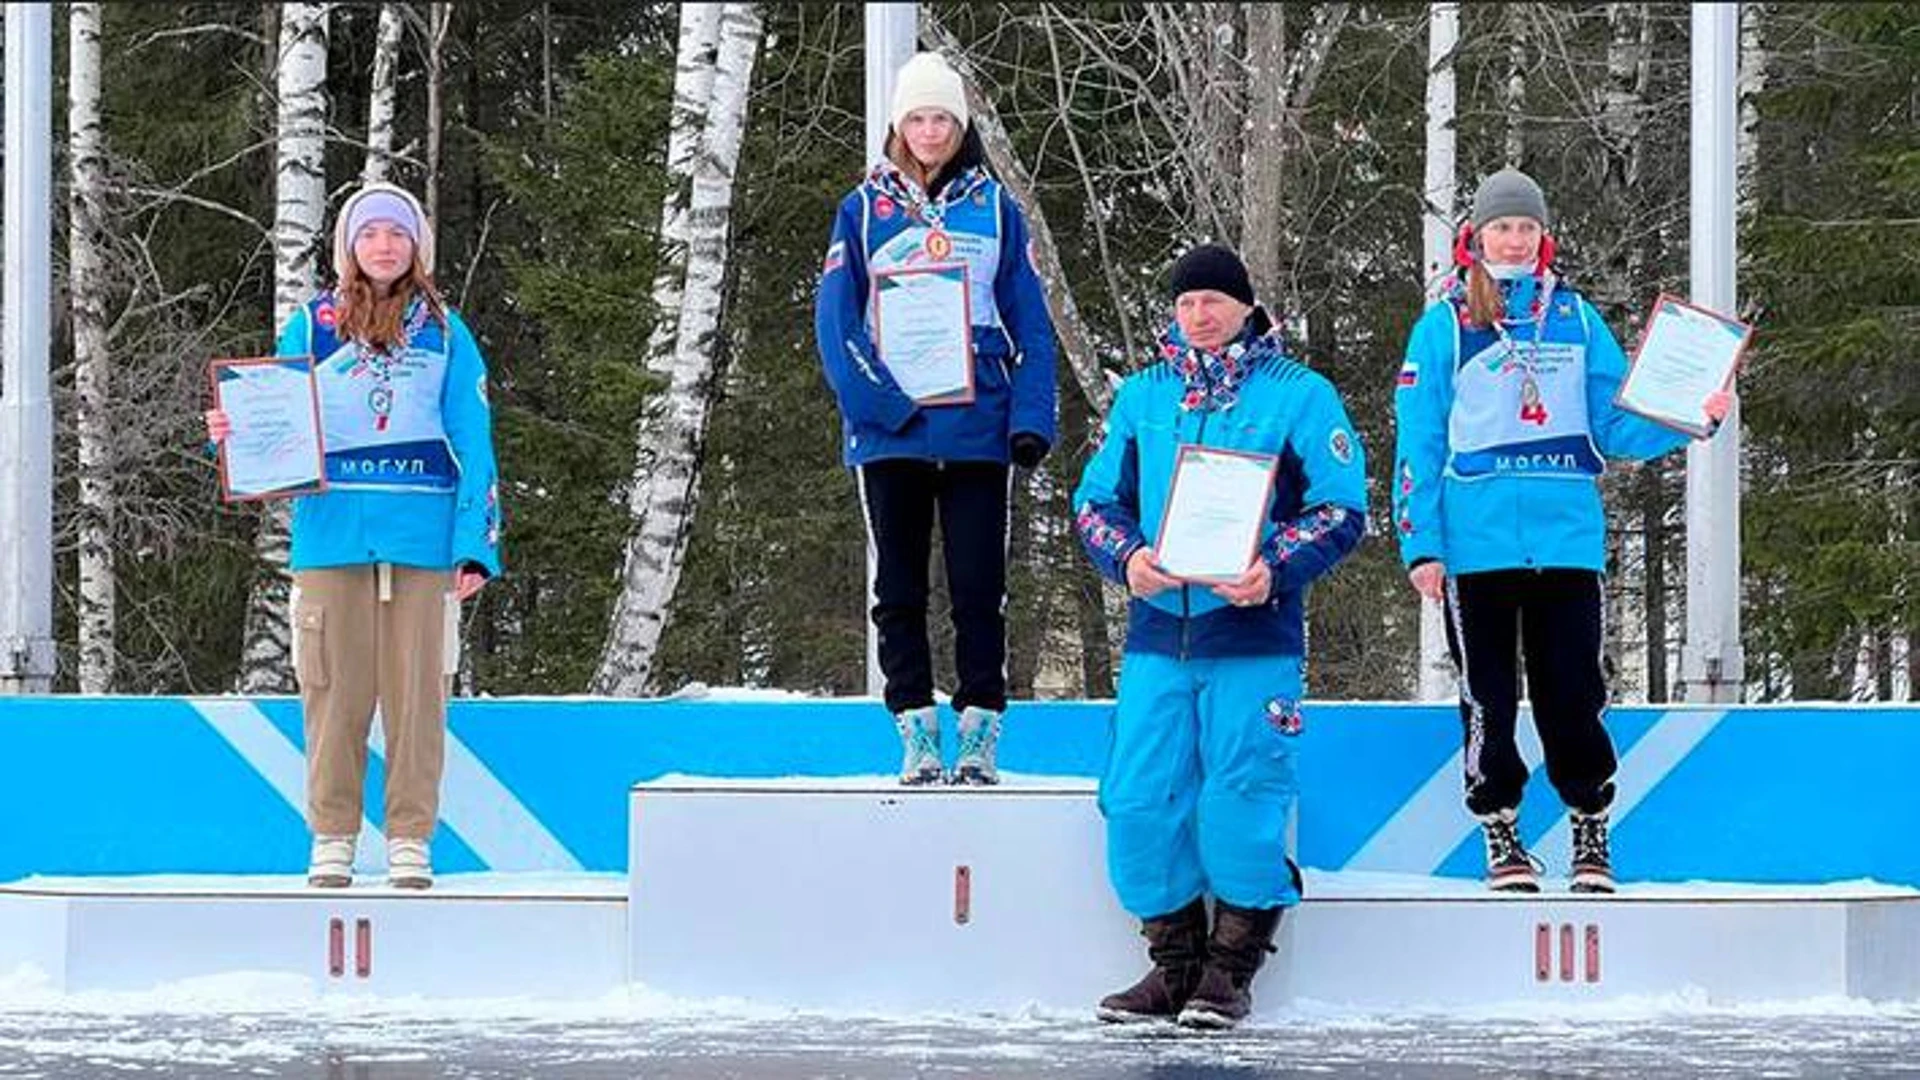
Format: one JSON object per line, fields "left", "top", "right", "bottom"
{"left": 1519, "top": 374, "right": 1549, "bottom": 426}
{"left": 368, "top": 385, "right": 394, "bottom": 432}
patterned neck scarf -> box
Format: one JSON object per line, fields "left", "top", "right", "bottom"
{"left": 1439, "top": 266, "right": 1560, "bottom": 328}
{"left": 1155, "top": 320, "right": 1285, "bottom": 414}
{"left": 867, "top": 159, "right": 990, "bottom": 232}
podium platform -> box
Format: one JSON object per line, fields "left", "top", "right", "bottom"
{"left": 4, "top": 778, "right": 1917, "bottom": 1014}
{"left": 627, "top": 778, "right": 1920, "bottom": 1015}
{"left": 0, "top": 873, "right": 627, "bottom": 999}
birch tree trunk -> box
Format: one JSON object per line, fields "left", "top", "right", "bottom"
{"left": 929, "top": 17, "right": 1111, "bottom": 413}
{"left": 70, "top": 1, "right": 114, "bottom": 693}
{"left": 1271, "top": 2, "right": 1348, "bottom": 322}
{"left": 1737, "top": 3, "right": 1767, "bottom": 229}
{"left": 362, "top": 2, "right": 404, "bottom": 184}
{"left": 592, "top": 3, "right": 763, "bottom": 696}
{"left": 1038, "top": 4, "right": 1140, "bottom": 365}
{"left": 1599, "top": 1, "right": 1655, "bottom": 700}
{"left": 239, "top": 2, "right": 328, "bottom": 694}
{"left": 646, "top": 4, "right": 724, "bottom": 386}
{"left": 1896, "top": 618, "right": 1912, "bottom": 703}
{"left": 426, "top": 2, "right": 450, "bottom": 225}
{"left": 1240, "top": 3, "right": 1285, "bottom": 306}
{"left": 1416, "top": 1, "right": 1459, "bottom": 701}
{"left": 1502, "top": 3, "right": 1528, "bottom": 166}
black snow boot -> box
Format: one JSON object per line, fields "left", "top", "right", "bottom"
{"left": 1096, "top": 898, "right": 1209, "bottom": 1023}
{"left": 1176, "top": 901, "right": 1282, "bottom": 1030}
{"left": 1569, "top": 810, "right": 1617, "bottom": 894}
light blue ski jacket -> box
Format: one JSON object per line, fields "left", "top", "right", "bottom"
{"left": 1392, "top": 276, "right": 1688, "bottom": 575}
{"left": 277, "top": 293, "right": 502, "bottom": 577}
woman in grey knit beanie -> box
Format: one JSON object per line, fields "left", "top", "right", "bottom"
{"left": 1389, "top": 166, "right": 1734, "bottom": 897}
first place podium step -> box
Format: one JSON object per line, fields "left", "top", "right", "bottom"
{"left": 627, "top": 777, "right": 1920, "bottom": 1016}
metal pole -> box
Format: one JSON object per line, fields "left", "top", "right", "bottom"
{"left": 1681, "top": 2, "right": 1744, "bottom": 703}
{"left": 1417, "top": 2, "right": 1458, "bottom": 702}
{"left": 862, "top": 3, "right": 916, "bottom": 699}
{"left": 0, "top": 3, "right": 55, "bottom": 694}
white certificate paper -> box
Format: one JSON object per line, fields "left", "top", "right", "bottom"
{"left": 1616, "top": 294, "right": 1752, "bottom": 437}
{"left": 873, "top": 262, "right": 975, "bottom": 405}
{"left": 1154, "top": 445, "right": 1279, "bottom": 582}
{"left": 211, "top": 357, "right": 327, "bottom": 502}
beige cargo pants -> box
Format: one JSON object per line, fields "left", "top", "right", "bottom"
{"left": 293, "top": 564, "right": 457, "bottom": 841}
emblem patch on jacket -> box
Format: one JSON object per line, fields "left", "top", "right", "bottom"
{"left": 1265, "top": 697, "right": 1303, "bottom": 736}
{"left": 1329, "top": 429, "right": 1354, "bottom": 465}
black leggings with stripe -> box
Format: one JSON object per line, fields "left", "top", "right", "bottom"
{"left": 1443, "top": 567, "right": 1616, "bottom": 817}
{"left": 857, "top": 459, "right": 1011, "bottom": 716}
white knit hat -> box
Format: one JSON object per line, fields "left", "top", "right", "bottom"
{"left": 890, "top": 52, "right": 969, "bottom": 134}
{"left": 333, "top": 181, "right": 436, "bottom": 279}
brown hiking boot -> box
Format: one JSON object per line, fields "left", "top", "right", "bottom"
{"left": 1176, "top": 901, "right": 1282, "bottom": 1030}
{"left": 1096, "top": 898, "right": 1208, "bottom": 1023}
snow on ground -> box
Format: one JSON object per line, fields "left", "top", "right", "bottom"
{"left": 6, "top": 972, "right": 1920, "bottom": 1078}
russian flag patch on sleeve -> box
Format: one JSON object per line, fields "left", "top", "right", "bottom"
{"left": 821, "top": 240, "right": 845, "bottom": 275}
{"left": 1397, "top": 362, "right": 1419, "bottom": 388}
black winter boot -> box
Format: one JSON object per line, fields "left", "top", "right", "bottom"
{"left": 1096, "top": 898, "right": 1209, "bottom": 1023}
{"left": 1479, "top": 807, "right": 1542, "bottom": 893}
{"left": 1569, "top": 810, "right": 1616, "bottom": 894}
{"left": 1177, "top": 901, "right": 1282, "bottom": 1030}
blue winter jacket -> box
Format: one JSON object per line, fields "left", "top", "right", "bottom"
{"left": 1392, "top": 276, "right": 1688, "bottom": 575}
{"left": 813, "top": 166, "right": 1057, "bottom": 466}
{"left": 1074, "top": 324, "right": 1368, "bottom": 659}
{"left": 277, "top": 293, "right": 503, "bottom": 577}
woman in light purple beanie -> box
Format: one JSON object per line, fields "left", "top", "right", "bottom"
{"left": 207, "top": 180, "right": 500, "bottom": 892}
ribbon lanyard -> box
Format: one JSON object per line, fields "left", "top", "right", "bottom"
{"left": 874, "top": 162, "right": 982, "bottom": 241}
{"left": 1490, "top": 275, "right": 1556, "bottom": 402}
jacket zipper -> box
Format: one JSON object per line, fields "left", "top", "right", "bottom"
{"left": 1179, "top": 408, "right": 1212, "bottom": 661}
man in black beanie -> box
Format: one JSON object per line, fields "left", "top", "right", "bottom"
{"left": 1072, "top": 243, "right": 1368, "bottom": 1029}
{"left": 1168, "top": 244, "right": 1256, "bottom": 308}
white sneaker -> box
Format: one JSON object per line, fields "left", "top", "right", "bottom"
{"left": 388, "top": 837, "right": 433, "bottom": 890}
{"left": 307, "top": 834, "right": 354, "bottom": 888}
{"left": 894, "top": 706, "right": 943, "bottom": 785}
{"left": 952, "top": 706, "right": 1002, "bottom": 786}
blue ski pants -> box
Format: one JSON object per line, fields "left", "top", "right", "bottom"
{"left": 1100, "top": 650, "right": 1304, "bottom": 919}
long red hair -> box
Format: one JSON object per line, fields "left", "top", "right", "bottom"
{"left": 335, "top": 249, "right": 447, "bottom": 349}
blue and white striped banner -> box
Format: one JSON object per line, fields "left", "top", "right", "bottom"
{"left": 1, "top": 696, "right": 1912, "bottom": 885}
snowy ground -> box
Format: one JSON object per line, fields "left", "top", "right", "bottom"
{"left": 7, "top": 979, "right": 1920, "bottom": 1079}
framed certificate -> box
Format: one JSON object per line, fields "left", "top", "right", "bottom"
{"left": 210, "top": 356, "right": 327, "bottom": 502}
{"left": 872, "top": 261, "right": 975, "bottom": 406}
{"left": 1616, "top": 294, "right": 1752, "bottom": 437}
{"left": 1153, "top": 445, "right": 1279, "bottom": 583}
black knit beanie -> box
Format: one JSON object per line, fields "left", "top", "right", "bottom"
{"left": 1169, "top": 244, "right": 1255, "bottom": 306}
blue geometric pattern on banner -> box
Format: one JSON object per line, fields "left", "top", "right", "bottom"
{"left": 2, "top": 697, "right": 1917, "bottom": 885}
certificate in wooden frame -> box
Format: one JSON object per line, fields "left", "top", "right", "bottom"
{"left": 871, "top": 261, "right": 976, "bottom": 407}
{"left": 1616, "top": 293, "right": 1753, "bottom": 438}
{"left": 209, "top": 355, "right": 328, "bottom": 503}
{"left": 1151, "top": 443, "right": 1280, "bottom": 585}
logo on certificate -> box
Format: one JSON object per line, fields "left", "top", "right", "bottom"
{"left": 924, "top": 230, "right": 953, "bottom": 260}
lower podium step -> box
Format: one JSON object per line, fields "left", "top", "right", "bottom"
{"left": 0, "top": 874, "right": 627, "bottom": 998}
{"left": 628, "top": 778, "right": 1920, "bottom": 1015}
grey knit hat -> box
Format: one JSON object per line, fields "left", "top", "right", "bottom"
{"left": 1471, "top": 168, "right": 1550, "bottom": 229}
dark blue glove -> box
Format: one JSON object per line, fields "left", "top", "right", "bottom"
{"left": 1010, "top": 433, "right": 1050, "bottom": 470}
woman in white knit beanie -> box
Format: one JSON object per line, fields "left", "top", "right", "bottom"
{"left": 814, "top": 51, "right": 1059, "bottom": 788}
